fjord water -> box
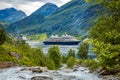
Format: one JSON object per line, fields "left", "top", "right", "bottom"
{"left": 26, "top": 41, "right": 79, "bottom": 54}
{"left": 26, "top": 41, "right": 96, "bottom": 57}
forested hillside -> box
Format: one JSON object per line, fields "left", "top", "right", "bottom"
{"left": 7, "top": 0, "right": 102, "bottom": 36}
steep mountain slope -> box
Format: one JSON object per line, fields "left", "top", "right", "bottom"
{"left": 0, "top": 8, "right": 27, "bottom": 23}
{"left": 39, "top": 0, "right": 102, "bottom": 36}
{"left": 7, "top": 3, "right": 58, "bottom": 33}
{"left": 8, "top": 14, "right": 45, "bottom": 33}
{"left": 32, "top": 3, "right": 58, "bottom": 16}
{"left": 7, "top": 0, "right": 102, "bottom": 36}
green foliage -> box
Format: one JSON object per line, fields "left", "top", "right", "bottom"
{"left": 78, "top": 42, "right": 89, "bottom": 59}
{"left": 48, "top": 46, "right": 62, "bottom": 69}
{"left": 0, "top": 55, "right": 11, "bottom": 61}
{"left": 77, "top": 59, "right": 99, "bottom": 71}
{"left": 27, "top": 33, "right": 47, "bottom": 41}
{"left": 20, "top": 56, "right": 33, "bottom": 66}
{"left": 62, "top": 49, "right": 75, "bottom": 63}
{"left": 85, "top": 0, "right": 89, "bottom": 2}
{"left": 0, "top": 26, "right": 6, "bottom": 45}
{"left": 29, "top": 48, "right": 46, "bottom": 66}
{"left": 85, "top": 0, "right": 102, "bottom": 3}
{"left": 61, "top": 55, "right": 67, "bottom": 63}
{"left": 0, "top": 33, "right": 63, "bottom": 70}
{"left": 89, "top": 0, "right": 120, "bottom": 72}
{"left": 68, "top": 49, "right": 75, "bottom": 58}
{"left": 0, "top": 35, "right": 62, "bottom": 70}
{"left": 7, "top": 0, "right": 101, "bottom": 36}
{"left": 46, "top": 57, "right": 56, "bottom": 70}
{"left": 66, "top": 56, "right": 75, "bottom": 68}
{"left": 76, "top": 35, "right": 85, "bottom": 40}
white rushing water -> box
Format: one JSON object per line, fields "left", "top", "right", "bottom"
{"left": 0, "top": 66, "right": 102, "bottom": 80}
{"left": 0, "top": 41, "right": 101, "bottom": 80}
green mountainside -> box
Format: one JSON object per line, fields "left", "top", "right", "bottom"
{"left": 7, "top": 0, "right": 102, "bottom": 36}
{"left": 0, "top": 7, "right": 27, "bottom": 23}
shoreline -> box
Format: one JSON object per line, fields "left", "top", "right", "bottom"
{"left": 0, "top": 61, "right": 120, "bottom": 80}
{"left": 0, "top": 64, "right": 101, "bottom": 80}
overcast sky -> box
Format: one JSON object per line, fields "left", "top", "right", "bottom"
{"left": 0, "top": 0, "right": 71, "bottom": 15}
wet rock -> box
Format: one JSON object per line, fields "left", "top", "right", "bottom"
{"left": 99, "top": 70, "right": 110, "bottom": 75}
{"left": 73, "top": 68, "right": 78, "bottom": 72}
{"left": 102, "top": 76, "right": 117, "bottom": 80}
{"left": 99, "top": 68, "right": 111, "bottom": 75}
{"left": 29, "top": 67, "right": 48, "bottom": 73}
{"left": 72, "top": 65, "right": 79, "bottom": 72}
{"left": 19, "top": 76, "right": 26, "bottom": 79}
{"left": 116, "top": 77, "right": 120, "bottom": 80}
{"left": 78, "top": 67, "right": 88, "bottom": 72}
{"left": 73, "top": 65, "right": 80, "bottom": 69}
{"left": 63, "top": 68, "right": 73, "bottom": 73}
{"left": 31, "top": 76, "right": 53, "bottom": 80}
{"left": 0, "top": 62, "right": 16, "bottom": 68}
{"left": 20, "top": 67, "right": 29, "bottom": 71}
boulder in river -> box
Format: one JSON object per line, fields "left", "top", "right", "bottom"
{"left": 31, "top": 76, "right": 53, "bottom": 80}
{"left": 29, "top": 66, "right": 48, "bottom": 73}
{"left": 0, "top": 61, "right": 16, "bottom": 68}
{"left": 99, "top": 69, "right": 111, "bottom": 75}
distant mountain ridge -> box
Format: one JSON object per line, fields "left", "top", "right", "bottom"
{"left": 0, "top": 7, "right": 27, "bottom": 23}
{"left": 7, "top": 3, "right": 58, "bottom": 33}
{"left": 7, "top": 0, "right": 102, "bottom": 36}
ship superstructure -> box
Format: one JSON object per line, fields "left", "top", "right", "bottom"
{"left": 43, "top": 34, "right": 80, "bottom": 45}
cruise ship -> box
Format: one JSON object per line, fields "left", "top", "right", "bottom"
{"left": 43, "top": 34, "right": 80, "bottom": 45}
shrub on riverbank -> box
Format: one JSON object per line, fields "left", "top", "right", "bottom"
{"left": 66, "top": 56, "right": 75, "bottom": 68}
{"left": 48, "top": 46, "right": 62, "bottom": 69}
{"left": 77, "top": 42, "right": 89, "bottom": 59}
{"left": 76, "top": 59, "right": 99, "bottom": 71}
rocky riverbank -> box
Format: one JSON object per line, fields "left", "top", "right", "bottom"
{"left": 0, "top": 62, "right": 16, "bottom": 69}
{"left": 0, "top": 64, "right": 102, "bottom": 80}
{"left": 0, "top": 61, "right": 119, "bottom": 80}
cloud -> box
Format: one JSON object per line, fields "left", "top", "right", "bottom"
{"left": 15, "top": 2, "right": 44, "bottom": 15}
{"left": 0, "top": 0, "right": 71, "bottom": 15}
{"left": 0, "top": 2, "right": 14, "bottom": 9}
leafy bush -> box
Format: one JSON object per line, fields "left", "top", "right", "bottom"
{"left": 67, "top": 49, "right": 75, "bottom": 58}
{"left": 78, "top": 42, "right": 89, "bottom": 59}
{"left": 89, "top": 0, "right": 120, "bottom": 72}
{"left": 66, "top": 56, "right": 75, "bottom": 68}
{"left": 48, "top": 46, "right": 62, "bottom": 69}
{"left": 46, "top": 57, "right": 56, "bottom": 70}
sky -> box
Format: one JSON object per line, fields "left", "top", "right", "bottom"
{"left": 0, "top": 0, "right": 71, "bottom": 15}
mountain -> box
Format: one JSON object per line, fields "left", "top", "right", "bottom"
{"left": 32, "top": 3, "right": 58, "bottom": 16}
{"left": 7, "top": 0, "right": 102, "bottom": 36}
{"left": 7, "top": 3, "right": 58, "bottom": 33}
{"left": 0, "top": 7, "right": 27, "bottom": 23}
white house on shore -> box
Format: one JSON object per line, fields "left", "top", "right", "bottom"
{"left": 16, "top": 34, "right": 28, "bottom": 41}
